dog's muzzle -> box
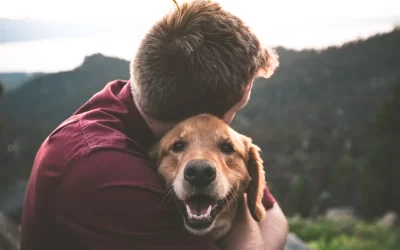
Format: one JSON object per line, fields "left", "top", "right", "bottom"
{"left": 176, "top": 159, "right": 228, "bottom": 231}
{"left": 184, "top": 159, "right": 216, "bottom": 187}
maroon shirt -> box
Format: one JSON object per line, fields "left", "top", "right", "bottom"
{"left": 20, "top": 80, "right": 276, "bottom": 250}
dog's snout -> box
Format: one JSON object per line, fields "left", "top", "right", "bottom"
{"left": 184, "top": 160, "right": 216, "bottom": 187}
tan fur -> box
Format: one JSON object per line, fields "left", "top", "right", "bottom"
{"left": 246, "top": 144, "right": 267, "bottom": 221}
{"left": 150, "top": 114, "right": 267, "bottom": 239}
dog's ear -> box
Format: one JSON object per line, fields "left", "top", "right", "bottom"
{"left": 246, "top": 143, "right": 267, "bottom": 222}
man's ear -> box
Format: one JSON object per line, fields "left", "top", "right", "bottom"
{"left": 246, "top": 143, "right": 267, "bottom": 222}
{"left": 256, "top": 46, "right": 279, "bottom": 79}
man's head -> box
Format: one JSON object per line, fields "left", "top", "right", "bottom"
{"left": 131, "top": 0, "right": 278, "bottom": 123}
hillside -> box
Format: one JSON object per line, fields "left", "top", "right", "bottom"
{"left": 0, "top": 73, "right": 43, "bottom": 91}
{"left": 1, "top": 28, "right": 400, "bottom": 217}
{"left": 1, "top": 53, "right": 129, "bottom": 128}
{"left": 232, "top": 28, "right": 400, "bottom": 188}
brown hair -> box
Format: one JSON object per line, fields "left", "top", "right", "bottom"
{"left": 130, "top": 0, "right": 278, "bottom": 121}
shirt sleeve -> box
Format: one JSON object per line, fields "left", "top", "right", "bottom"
{"left": 53, "top": 149, "right": 221, "bottom": 250}
{"left": 262, "top": 186, "right": 276, "bottom": 209}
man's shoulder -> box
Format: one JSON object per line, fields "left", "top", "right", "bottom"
{"left": 78, "top": 110, "right": 146, "bottom": 153}
{"left": 33, "top": 111, "right": 155, "bottom": 188}
{"left": 60, "top": 148, "right": 165, "bottom": 197}
{"left": 37, "top": 112, "right": 141, "bottom": 161}
{"left": 35, "top": 78, "right": 154, "bottom": 176}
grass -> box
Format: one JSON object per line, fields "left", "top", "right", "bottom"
{"left": 289, "top": 215, "right": 400, "bottom": 250}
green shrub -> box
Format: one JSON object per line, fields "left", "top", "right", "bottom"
{"left": 289, "top": 216, "right": 400, "bottom": 250}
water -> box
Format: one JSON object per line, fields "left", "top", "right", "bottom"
{"left": 0, "top": 36, "right": 141, "bottom": 73}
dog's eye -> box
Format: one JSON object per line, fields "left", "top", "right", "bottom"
{"left": 220, "top": 142, "right": 234, "bottom": 154}
{"left": 171, "top": 141, "right": 185, "bottom": 153}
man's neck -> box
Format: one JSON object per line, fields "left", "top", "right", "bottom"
{"left": 133, "top": 97, "right": 177, "bottom": 140}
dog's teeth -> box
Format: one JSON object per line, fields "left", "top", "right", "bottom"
{"left": 186, "top": 205, "right": 191, "bottom": 214}
{"left": 186, "top": 205, "right": 195, "bottom": 219}
{"left": 186, "top": 205, "right": 213, "bottom": 220}
{"left": 206, "top": 205, "right": 212, "bottom": 217}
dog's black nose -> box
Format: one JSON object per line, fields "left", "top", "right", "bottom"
{"left": 184, "top": 160, "right": 216, "bottom": 187}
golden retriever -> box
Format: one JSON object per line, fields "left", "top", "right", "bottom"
{"left": 150, "top": 113, "right": 267, "bottom": 239}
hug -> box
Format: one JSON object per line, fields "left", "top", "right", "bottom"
{"left": 20, "top": 0, "right": 288, "bottom": 249}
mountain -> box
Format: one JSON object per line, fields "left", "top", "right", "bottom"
{"left": 230, "top": 28, "right": 400, "bottom": 216}
{"left": 0, "top": 73, "right": 43, "bottom": 91}
{"left": 1, "top": 53, "right": 129, "bottom": 132}
{"left": 1, "top": 28, "right": 399, "bottom": 217}
{"left": 234, "top": 27, "right": 400, "bottom": 168}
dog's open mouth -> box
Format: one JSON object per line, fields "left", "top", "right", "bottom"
{"left": 177, "top": 194, "right": 227, "bottom": 230}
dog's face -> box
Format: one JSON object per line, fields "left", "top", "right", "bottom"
{"left": 150, "top": 114, "right": 266, "bottom": 236}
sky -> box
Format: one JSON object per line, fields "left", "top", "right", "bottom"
{"left": 1, "top": 0, "right": 399, "bottom": 23}
{"left": 1, "top": 0, "right": 399, "bottom": 48}
{"left": 0, "top": 0, "right": 399, "bottom": 72}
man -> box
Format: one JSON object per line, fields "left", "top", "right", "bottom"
{"left": 20, "top": 0, "right": 288, "bottom": 249}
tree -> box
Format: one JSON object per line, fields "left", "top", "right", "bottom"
{"left": 0, "top": 81, "right": 3, "bottom": 131}
{"left": 329, "top": 153, "right": 357, "bottom": 206}
{"left": 287, "top": 175, "right": 316, "bottom": 217}
{"left": 358, "top": 78, "right": 400, "bottom": 218}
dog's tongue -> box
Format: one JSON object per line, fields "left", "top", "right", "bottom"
{"left": 184, "top": 196, "right": 217, "bottom": 215}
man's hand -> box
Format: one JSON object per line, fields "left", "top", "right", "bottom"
{"left": 217, "top": 195, "right": 288, "bottom": 250}
{"left": 258, "top": 202, "right": 289, "bottom": 250}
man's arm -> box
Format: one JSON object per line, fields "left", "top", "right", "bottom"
{"left": 52, "top": 150, "right": 220, "bottom": 250}
{"left": 259, "top": 203, "right": 289, "bottom": 250}
{"left": 258, "top": 186, "right": 289, "bottom": 249}
{"left": 217, "top": 195, "right": 288, "bottom": 250}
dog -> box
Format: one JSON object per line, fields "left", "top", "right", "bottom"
{"left": 150, "top": 113, "right": 267, "bottom": 240}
